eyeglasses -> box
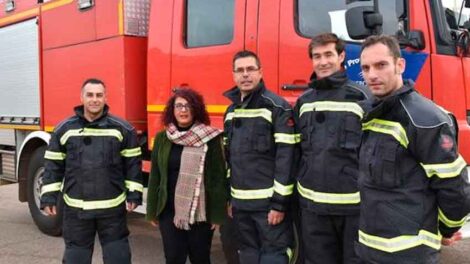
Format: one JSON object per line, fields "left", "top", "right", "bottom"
{"left": 233, "top": 66, "right": 260, "bottom": 75}
{"left": 175, "top": 103, "right": 191, "bottom": 111}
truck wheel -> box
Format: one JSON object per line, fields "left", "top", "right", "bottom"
{"left": 27, "top": 146, "right": 62, "bottom": 236}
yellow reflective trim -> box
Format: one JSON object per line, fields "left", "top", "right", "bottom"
{"left": 60, "top": 128, "right": 123, "bottom": 145}
{"left": 40, "top": 182, "right": 62, "bottom": 196}
{"left": 42, "top": 0, "right": 74, "bottom": 11}
{"left": 438, "top": 208, "right": 468, "bottom": 228}
{"left": 274, "top": 133, "right": 301, "bottom": 144}
{"left": 118, "top": 0, "right": 124, "bottom": 35}
{"left": 125, "top": 180, "right": 143, "bottom": 193}
{"left": 358, "top": 229, "right": 441, "bottom": 253}
{"left": 147, "top": 105, "right": 166, "bottom": 112}
{"left": 223, "top": 137, "right": 228, "bottom": 146}
{"left": 0, "top": 7, "right": 39, "bottom": 27}
{"left": 286, "top": 247, "right": 293, "bottom": 261}
{"left": 297, "top": 182, "right": 360, "bottom": 204}
{"left": 226, "top": 168, "right": 231, "bottom": 179}
{"left": 421, "top": 155, "right": 467, "bottom": 178}
{"left": 224, "top": 112, "right": 235, "bottom": 123}
{"left": 233, "top": 108, "right": 272, "bottom": 123}
{"left": 274, "top": 180, "right": 294, "bottom": 196}
{"left": 206, "top": 105, "right": 228, "bottom": 114}
{"left": 120, "top": 147, "right": 142, "bottom": 157}
{"left": 44, "top": 150, "right": 66, "bottom": 161}
{"left": 362, "top": 119, "right": 409, "bottom": 148}
{"left": 299, "top": 101, "right": 364, "bottom": 119}
{"left": 0, "top": 124, "right": 40, "bottom": 131}
{"left": 63, "top": 192, "right": 126, "bottom": 210}
{"left": 150, "top": 137, "right": 155, "bottom": 149}
{"left": 231, "top": 187, "right": 273, "bottom": 200}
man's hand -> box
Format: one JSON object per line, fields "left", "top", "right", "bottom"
{"left": 43, "top": 205, "right": 57, "bottom": 216}
{"left": 442, "top": 232, "right": 462, "bottom": 246}
{"left": 227, "top": 203, "right": 233, "bottom": 218}
{"left": 267, "top": 209, "right": 285, "bottom": 225}
{"left": 149, "top": 219, "right": 159, "bottom": 227}
{"left": 211, "top": 224, "right": 220, "bottom": 230}
{"left": 126, "top": 202, "right": 137, "bottom": 212}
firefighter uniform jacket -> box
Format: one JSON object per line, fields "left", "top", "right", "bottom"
{"left": 223, "top": 82, "right": 297, "bottom": 212}
{"left": 294, "top": 71, "right": 371, "bottom": 215}
{"left": 357, "top": 82, "right": 470, "bottom": 263}
{"left": 40, "top": 105, "right": 143, "bottom": 218}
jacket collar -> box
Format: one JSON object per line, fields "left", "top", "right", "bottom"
{"left": 308, "top": 70, "right": 348, "bottom": 90}
{"left": 74, "top": 104, "right": 110, "bottom": 125}
{"left": 223, "top": 80, "right": 266, "bottom": 106}
{"left": 364, "top": 80, "right": 414, "bottom": 121}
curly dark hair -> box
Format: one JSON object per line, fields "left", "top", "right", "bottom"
{"left": 162, "top": 88, "right": 210, "bottom": 126}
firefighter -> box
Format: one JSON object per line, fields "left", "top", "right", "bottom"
{"left": 40, "top": 78, "right": 143, "bottom": 264}
{"left": 223, "top": 50, "right": 296, "bottom": 264}
{"left": 294, "top": 33, "right": 371, "bottom": 264}
{"left": 357, "top": 35, "right": 470, "bottom": 263}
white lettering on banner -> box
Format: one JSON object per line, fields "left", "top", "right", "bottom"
{"left": 355, "top": 80, "right": 366, "bottom": 86}
{"left": 347, "top": 58, "right": 360, "bottom": 68}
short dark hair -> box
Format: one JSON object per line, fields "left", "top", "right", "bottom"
{"left": 81, "top": 78, "right": 106, "bottom": 93}
{"left": 308, "top": 33, "right": 345, "bottom": 59}
{"left": 162, "top": 88, "right": 210, "bottom": 126}
{"left": 232, "top": 50, "right": 261, "bottom": 70}
{"left": 360, "top": 35, "right": 402, "bottom": 60}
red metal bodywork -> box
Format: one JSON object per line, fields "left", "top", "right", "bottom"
{"left": 0, "top": 0, "right": 468, "bottom": 160}
{"left": 0, "top": 0, "right": 147, "bottom": 132}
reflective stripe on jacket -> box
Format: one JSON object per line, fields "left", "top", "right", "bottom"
{"left": 357, "top": 82, "right": 470, "bottom": 262}
{"left": 40, "top": 105, "right": 143, "bottom": 218}
{"left": 223, "top": 82, "right": 297, "bottom": 211}
{"left": 294, "top": 71, "right": 371, "bottom": 215}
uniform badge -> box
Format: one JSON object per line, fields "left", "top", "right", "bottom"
{"left": 287, "top": 117, "right": 295, "bottom": 127}
{"left": 439, "top": 134, "right": 454, "bottom": 152}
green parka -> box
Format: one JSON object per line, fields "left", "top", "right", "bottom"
{"left": 146, "top": 130, "right": 228, "bottom": 225}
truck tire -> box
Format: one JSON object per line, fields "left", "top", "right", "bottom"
{"left": 27, "top": 146, "right": 63, "bottom": 236}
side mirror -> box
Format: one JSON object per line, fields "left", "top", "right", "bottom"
{"left": 464, "top": 20, "right": 470, "bottom": 30}
{"left": 346, "top": 6, "right": 383, "bottom": 40}
{"left": 398, "top": 30, "right": 426, "bottom": 50}
{"left": 396, "top": 0, "right": 407, "bottom": 19}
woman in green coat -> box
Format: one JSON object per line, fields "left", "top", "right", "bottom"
{"left": 146, "top": 88, "right": 228, "bottom": 264}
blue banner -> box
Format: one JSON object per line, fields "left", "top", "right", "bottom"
{"left": 344, "top": 44, "right": 428, "bottom": 84}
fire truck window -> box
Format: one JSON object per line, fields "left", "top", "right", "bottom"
{"left": 186, "top": 0, "right": 235, "bottom": 48}
{"left": 296, "top": 0, "right": 403, "bottom": 40}
{"left": 441, "top": 0, "right": 470, "bottom": 29}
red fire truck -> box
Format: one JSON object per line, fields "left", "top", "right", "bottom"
{"left": 0, "top": 0, "right": 469, "bottom": 243}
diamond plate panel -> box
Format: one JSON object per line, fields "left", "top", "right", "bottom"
{"left": 124, "top": 0, "right": 150, "bottom": 36}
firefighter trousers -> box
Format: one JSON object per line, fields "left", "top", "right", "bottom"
{"left": 220, "top": 215, "right": 240, "bottom": 264}
{"left": 300, "top": 209, "right": 360, "bottom": 264}
{"left": 62, "top": 206, "right": 131, "bottom": 264}
{"left": 233, "top": 209, "right": 293, "bottom": 264}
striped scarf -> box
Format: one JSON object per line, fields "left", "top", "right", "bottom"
{"left": 166, "top": 123, "right": 222, "bottom": 230}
